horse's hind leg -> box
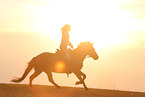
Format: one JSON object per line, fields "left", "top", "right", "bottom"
{"left": 46, "top": 72, "right": 60, "bottom": 89}
{"left": 29, "top": 71, "right": 42, "bottom": 87}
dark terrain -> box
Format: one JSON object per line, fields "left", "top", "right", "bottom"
{"left": 0, "top": 83, "right": 145, "bottom": 97}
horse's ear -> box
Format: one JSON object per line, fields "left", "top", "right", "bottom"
{"left": 91, "top": 42, "right": 94, "bottom": 45}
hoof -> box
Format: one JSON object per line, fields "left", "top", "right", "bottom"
{"left": 85, "top": 88, "right": 89, "bottom": 91}
{"left": 56, "top": 86, "right": 61, "bottom": 89}
{"left": 75, "top": 81, "right": 83, "bottom": 85}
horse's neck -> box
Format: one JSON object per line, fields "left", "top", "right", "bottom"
{"left": 72, "top": 49, "right": 87, "bottom": 61}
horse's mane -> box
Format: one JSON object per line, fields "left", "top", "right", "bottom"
{"left": 76, "top": 41, "right": 92, "bottom": 51}
{"left": 77, "top": 41, "right": 92, "bottom": 48}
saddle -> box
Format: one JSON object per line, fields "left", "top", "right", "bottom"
{"left": 56, "top": 49, "right": 65, "bottom": 56}
{"left": 56, "top": 48, "right": 72, "bottom": 58}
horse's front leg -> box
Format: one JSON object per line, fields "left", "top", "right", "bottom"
{"left": 74, "top": 71, "right": 88, "bottom": 90}
{"left": 75, "top": 71, "right": 86, "bottom": 84}
{"left": 80, "top": 71, "right": 86, "bottom": 81}
{"left": 46, "top": 72, "right": 60, "bottom": 89}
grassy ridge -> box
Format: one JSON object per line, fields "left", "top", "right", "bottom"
{"left": 0, "top": 83, "right": 145, "bottom": 97}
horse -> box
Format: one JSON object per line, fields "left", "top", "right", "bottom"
{"left": 11, "top": 41, "right": 99, "bottom": 90}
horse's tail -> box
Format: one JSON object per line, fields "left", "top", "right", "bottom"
{"left": 11, "top": 57, "right": 36, "bottom": 83}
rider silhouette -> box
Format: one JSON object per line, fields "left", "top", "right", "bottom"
{"left": 60, "top": 24, "right": 73, "bottom": 63}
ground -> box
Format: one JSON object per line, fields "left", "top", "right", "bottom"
{"left": 0, "top": 83, "right": 145, "bottom": 97}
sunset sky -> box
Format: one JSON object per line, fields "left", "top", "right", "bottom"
{"left": 0, "top": 0, "right": 145, "bottom": 92}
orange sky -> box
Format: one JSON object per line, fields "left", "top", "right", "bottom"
{"left": 0, "top": 0, "right": 145, "bottom": 92}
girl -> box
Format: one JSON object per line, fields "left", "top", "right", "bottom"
{"left": 60, "top": 24, "right": 73, "bottom": 62}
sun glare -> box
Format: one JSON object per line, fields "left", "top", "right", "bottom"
{"left": 55, "top": 61, "right": 66, "bottom": 72}
{"left": 27, "top": 0, "right": 139, "bottom": 49}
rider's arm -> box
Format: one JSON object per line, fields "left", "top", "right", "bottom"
{"left": 68, "top": 42, "right": 73, "bottom": 49}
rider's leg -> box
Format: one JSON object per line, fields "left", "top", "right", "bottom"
{"left": 61, "top": 46, "right": 72, "bottom": 73}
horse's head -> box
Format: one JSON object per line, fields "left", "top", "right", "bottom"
{"left": 78, "top": 41, "right": 99, "bottom": 60}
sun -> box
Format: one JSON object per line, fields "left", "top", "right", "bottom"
{"left": 28, "top": 0, "right": 138, "bottom": 49}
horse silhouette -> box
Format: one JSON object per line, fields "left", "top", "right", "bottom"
{"left": 11, "top": 41, "right": 99, "bottom": 90}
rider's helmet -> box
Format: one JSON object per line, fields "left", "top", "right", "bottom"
{"left": 61, "top": 24, "right": 71, "bottom": 32}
